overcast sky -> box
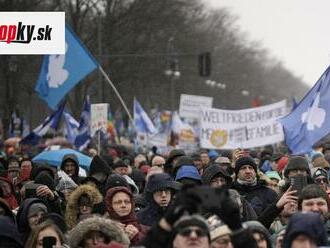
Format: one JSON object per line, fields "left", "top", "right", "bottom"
{"left": 204, "top": 0, "right": 330, "bottom": 87}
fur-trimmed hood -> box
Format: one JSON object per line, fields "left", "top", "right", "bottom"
{"left": 65, "top": 184, "right": 103, "bottom": 230}
{"left": 68, "top": 216, "right": 130, "bottom": 247}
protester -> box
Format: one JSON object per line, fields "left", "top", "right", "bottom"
{"left": 60, "top": 154, "right": 81, "bottom": 184}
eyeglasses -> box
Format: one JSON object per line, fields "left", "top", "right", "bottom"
{"left": 178, "top": 227, "right": 208, "bottom": 238}
{"left": 315, "top": 177, "right": 328, "bottom": 184}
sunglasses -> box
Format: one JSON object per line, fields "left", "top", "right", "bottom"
{"left": 315, "top": 177, "right": 328, "bottom": 184}
{"left": 178, "top": 227, "right": 208, "bottom": 238}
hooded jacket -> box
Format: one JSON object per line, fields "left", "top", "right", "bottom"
{"left": 16, "top": 198, "right": 48, "bottom": 242}
{"left": 244, "top": 221, "right": 272, "bottom": 248}
{"left": 68, "top": 216, "right": 130, "bottom": 248}
{"left": 105, "top": 186, "right": 147, "bottom": 245}
{"left": 65, "top": 184, "right": 103, "bottom": 229}
{"left": 60, "top": 154, "right": 80, "bottom": 184}
{"left": 137, "top": 173, "right": 180, "bottom": 226}
{"left": 0, "top": 216, "right": 23, "bottom": 247}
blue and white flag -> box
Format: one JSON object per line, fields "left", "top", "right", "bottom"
{"left": 63, "top": 111, "right": 79, "bottom": 144}
{"left": 21, "top": 101, "right": 65, "bottom": 145}
{"left": 280, "top": 66, "right": 330, "bottom": 154}
{"left": 134, "top": 99, "right": 156, "bottom": 134}
{"left": 35, "top": 26, "right": 98, "bottom": 110}
{"left": 74, "top": 96, "right": 91, "bottom": 151}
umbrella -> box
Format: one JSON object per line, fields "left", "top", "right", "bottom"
{"left": 32, "top": 148, "right": 92, "bottom": 171}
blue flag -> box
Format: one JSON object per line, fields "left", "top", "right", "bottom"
{"left": 74, "top": 96, "right": 91, "bottom": 151}
{"left": 134, "top": 99, "right": 156, "bottom": 134}
{"left": 64, "top": 111, "right": 79, "bottom": 144}
{"left": 291, "top": 97, "right": 298, "bottom": 110}
{"left": 35, "top": 26, "right": 98, "bottom": 109}
{"left": 21, "top": 101, "right": 65, "bottom": 145}
{"left": 280, "top": 66, "right": 330, "bottom": 154}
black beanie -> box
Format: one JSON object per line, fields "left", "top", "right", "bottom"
{"left": 34, "top": 171, "right": 55, "bottom": 191}
{"left": 202, "top": 165, "right": 232, "bottom": 185}
{"left": 112, "top": 160, "right": 128, "bottom": 170}
{"left": 284, "top": 156, "right": 310, "bottom": 178}
{"left": 89, "top": 155, "right": 111, "bottom": 176}
{"left": 105, "top": 174, "right": 129, "bottom": 193}
{"left": 234, "top": 156, "right": 257, "bottom": 175}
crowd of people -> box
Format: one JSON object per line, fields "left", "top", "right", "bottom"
{"left": 0, "top": 142, "right": 330, "bottom": 248}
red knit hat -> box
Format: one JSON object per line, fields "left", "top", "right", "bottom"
{"left": 277, "top": 156, "right": 289, "bottom": 172}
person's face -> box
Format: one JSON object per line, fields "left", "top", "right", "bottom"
{"left": 114, "top": 166, "right": 128, "bottom": 176}
{"left": 237, "top": 165, "right": 256, "bottom": 182}
{"left": 36, "top": 226, "right": 61, "bottom": 248}
{"left": 63, "top": 161, "right": 76, "bottom": 177}
{"left": 314, "top": 176, "right": 329, "bottom": 191}
{"left": 173, "top": 226, "right": 210, "bottom": 248}
{"left": 288, "top": 169, "right": 307, "bottom": 178}
{"left": 8, "top": 169, "right": 19, "bottom": 180}
{"left": 301, "top": 197, "right": 328, "bottom": 217}
{"left": 153, "top": 189, "right": 171, "bottom": 207}
{"left": 291, "top": 234, "right": 317, "bottom": 248}
{"left": 21, "top": 160, "right": 32, "bottom": 170}
{"left": 79, "top": 205, "right": 93, "bottom": 215}
{"left": 212, "top": 234, "right": 233, "bottom": 248}
{"left": 210, "top": 176, "right": 226, "bottom": 188}
{"left": 134, "top": 155, "right": 146, "bottom": 167}
{"left": 194, "top": 160, "right": 203, "bottom": 171}
{"left": 28, "top": 210, "right": 45, "bottom": 229}
{"left": 83, "top": 231, "right": 108, "bottom": 248}
{"left": 200, "top": 153, "right": 210, "bottom": 166}
{"left": 152, "top": 156, "right": 166, "bottom": 168}
{"left": 112, "top": 192, "right": 132, "bottom": 217}
{"left": 267, "top": 179, "right": 279, "bottom": 193}
{"left": 252, "top": 232, "right": 268, "bottom": 248}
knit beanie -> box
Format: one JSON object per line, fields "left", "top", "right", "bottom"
{"left": 234, "top": 156, "right": 257, "bottom": 175}
{"left": 173, "top": 215, "right": 210, "bottom": 241}
{"left": 28, "top": 203, "right": 47, "bottom": 218}
{"left": 112, "top": 160, "right": 128, "bottom": 170}
{"left": 284, "top": 156, "right": 310, "bottom": 178}
{"left": 311, "top": 167, "right": 328, "bottom": 180}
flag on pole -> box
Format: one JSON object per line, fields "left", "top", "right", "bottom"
{"left": 63, "top": 111, "right": 79, "bottom": 144}
{"left": 134, "top": 99, "right": 156, "bottom": 134}
{"left": 74, "top": 96, "right": 91, "bottom": 151}
{"left": 35, "top": 26, "right": 98, "bottom": 110}
{"left": 280, "top": 66, "right": 330, "bottom": 154}
{"left": 21, "top": 101, "right": 66, "bottom": 145}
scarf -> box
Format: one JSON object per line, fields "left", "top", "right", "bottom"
{"left": 237, "top": 177, "right": 257, "bottom": 186}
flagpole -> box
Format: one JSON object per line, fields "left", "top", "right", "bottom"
{"left": 98, "top": 66, "right": 133, "bottom": 123}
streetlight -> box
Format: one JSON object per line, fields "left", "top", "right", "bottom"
{"left": 164, "top": 38, "right": 180, "bottom": 111}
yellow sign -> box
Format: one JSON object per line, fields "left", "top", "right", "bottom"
{"left": 210, "top": 129, "right": 228, "bottom": 148}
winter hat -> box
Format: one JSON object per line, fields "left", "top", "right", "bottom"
{"left": 298, "top": 184, "right": 330, "bottom": 210}
{"left": 312, "top": 156, "right": 330, "bottom": 169}
{"left": 214, "top": 156, "right": 231, "bottom": 164}
{"left": 311, "top": 167, "right": 328, "bottom": 180}
{"left": 175, "top": 165, "right": 201, "bottom": 182}
{"left": 30, "top": 164, "right": 55, "bottom": 180}
{"left": 234, "top": 156, "right": 257, "bottom": 175}
{"left": 146, "top": 173, "right": 180, "bottom": 194}
{"left": 173, "top": 214, "right": 210, "bottom": 241}
{"left": 284, "top": 156, "right": 310, "bottom": 178}
{"left": 208, "top": 150, "right": 219, "bottom": 160}
{"left": 34, "top": 171, "right": 55, "bottom": 191}
{"left": 89, "top": 155, "right": 111, "bottom": 177}
{"left": 122, "top": 155, "right": 134, "bottom": 166}
{"left": 105, "top": 174, "right": 129, "bottom": 193}
{"left": 271, "top": 153, "right": 283, "bottom": 162}
{"left": 283, "top": 212, "right": 327, "bottom": 248}
{"left": 277, "top": 156, "right": 289, "bottom": 172}
{"left": 207, "top": 215, "right": 231, "bottom": 241}
{"left": 166, "top": 149, "right": 185, "bottom": 165}
{"left": 173, "top": 156, "right": 195, "bottom": 176}
{"left": 202, "top": 165, "right": 232, "bottom": 185}
{"left": 265, "top": 171, "right": 281, "bottom": 182}
{"left": 244, "top": 221, "right": 272, "bottom": 248}
{"left": 28, "top": 202, "right": 47, "bottom": 218}
{"left": 112, "top": 160, "right": 128, "bottom": 170}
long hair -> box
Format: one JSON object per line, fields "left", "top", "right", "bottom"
{"left": 25, "top": 220, "right": 67, "bottom": 248}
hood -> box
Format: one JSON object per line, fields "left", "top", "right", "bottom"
{"left": 0, "top": 216, "right": 23, "bottom": 247}
{"left": 89, "top": 155, "right": 111, "bottom": 177}
{"left": 30, "top": 164, "right": 55, "bottom": 180}
{"left": 34, "top": 171, "right": 55, "bottom": 191}
{"left": 244, "top": 221, "right": 272, "bottom": 248}
{"left": 16, "top": 198, "right": 47, "bottom": 234}
{"left": 283, "top": 212, "right": 327, "bottom": 248}
{"left": 68, "top": 216, "right": 130, "bottom": 248}
{"left": 202, "top": 165, "right": 232, "bottom": 185}
{"left": 65, "top": 184, "right": 103, "bottom": 230}
{"left": 60, "top": 154, "right": 79, "bottom": 177}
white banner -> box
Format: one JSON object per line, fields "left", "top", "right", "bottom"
{"left": 179, "top": 94, "right": 213, "bottom": 119}
{"left": 0, "top": 12, "right": 65, "bottom": 54}
{"left": 91, "top": 103, "right": 108, "bottom": 136}
{"left": 200, "top": 100, "right": 287, "bottom": 149}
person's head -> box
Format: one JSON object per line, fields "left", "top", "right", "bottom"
{"left": 311, "top": 167, "right": 329, "bottom": 192}
{"left": 151, "top": 155, "right": 166, "bottom": 168}
{"left": 89, "top": 155, "right": 111, "bottom": 184}
{"left": 78, "top": 194, "right": 93, "bottom": 215}
{"left": 134, "top": 154, "right": 147, "bottom": 168}
{"left": 244, "top": 221, "right": 271, "bottom": 248}
{"left": 200, "top": 149, "right": 210, "bottom": 167}
{"left": 265, "top": 171, "right": 281, "bottom": 193}
{"left": 175, "top": 165, "right": 202, "bottom": 186}
{"left": 112, "top": 160, "right": 129, "bottom": 176}
{"left": 234, "top": 156, "right": 257, "bottom": 183}
{"left": 68, "top": 216, "right": 130, "bottom": 248}
{"left": 105, "top": 186, "right": 134, "bottom": 219}
{"left": 172, "top": 215, "right": 211, "bottom": 248}
{"left": 298, "top": 184, "right": 329, "bottom": 218}
{"left": 191, "top": 153, "right": 202, "bottom": 171}
{"left": 283, "top": 212, "right": 327, "bottom": 248}
{"left": 208, "top": 215, "right": 232, "bottom": 248}
{"left": 7, "top": 156, "right": 20, "bottom": 180}
{"left": 284, "top": 156, "right": 310, "bottom": 179}
{"left": 28, "top": 202, "right": 48, "bottom": 230}
{"left": 25, "top": 220, "right": 66, "bottom": 248}
{"left": 202, "top": 165, "right": 232, "bottom": 188}
{"left": 61, "top": 154, "right": 79, "bottom": 178}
